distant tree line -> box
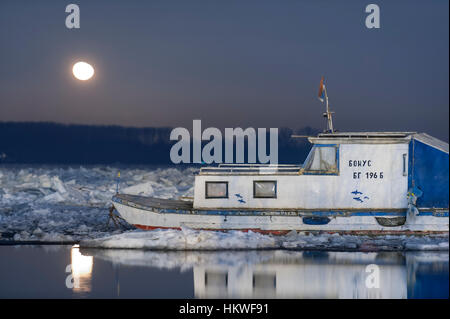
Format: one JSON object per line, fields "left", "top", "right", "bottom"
{"left": 0, "top": 122, "right": 318, "bottom": 165}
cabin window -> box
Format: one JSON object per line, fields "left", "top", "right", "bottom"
{"left": 205, "top": 181, "right": 228, "bottom": 198}
{"left": 253, "top": 181, "right": 277, "bottom": 198}
{"left": 303, "top": 145, "right": 339, "bottom": 174}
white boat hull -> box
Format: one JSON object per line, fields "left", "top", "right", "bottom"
{"left": 112, "top": 196, "right": 448, "bottom": 235}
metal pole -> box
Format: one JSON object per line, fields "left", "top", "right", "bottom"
{"left": 324, "top": 86, "right": 334, "bottom": 133}
{"left": 116, "top": 171, "right": 120, "bottom": 194}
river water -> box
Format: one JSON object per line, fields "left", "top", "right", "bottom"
{"left": 0, "top": 245, "right": 447, "bottom": 299}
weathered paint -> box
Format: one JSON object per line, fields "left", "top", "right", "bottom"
{"left": 194, "top": 143, "right": 409, "bottom": 209}
{"left": 134, "top": 224, "right": 290, "bottom": 235}
{"left": 112, "top": 200, "right": 448, "bottom": 233}
{"left": 113, "top": 195, "right": 448, "bottom": 218}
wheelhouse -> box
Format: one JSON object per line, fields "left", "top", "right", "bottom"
{"left": 193, "top": 132, "right": 449, "bottom": 211}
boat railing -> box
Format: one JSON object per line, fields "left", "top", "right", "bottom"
{"left": 200, "top": 164, "right": 302, "bottom": 175}
{"left": 218, "top": 163, "right": 299, "bottom": 167}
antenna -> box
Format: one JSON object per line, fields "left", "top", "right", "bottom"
{"left": 323, "top": 85, "right": 334, "bottom": 133}
{"left": 318, "top": 76, "right": 335, "bottom": 133}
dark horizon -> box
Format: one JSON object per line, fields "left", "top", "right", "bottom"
{"left": 1, "top": 118, "right": 448, "bottom": 142}
{"left": 0, "top": 121, "right": 318, "bottom": 164}
{"left": 1, "top": 0, "right": 448, "bottom": 141}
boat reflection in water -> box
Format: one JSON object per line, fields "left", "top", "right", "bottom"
{"left": 70, "top": 245, "right": 93, "bottom": 294}
{"left": 79, "top": 248, "right": 448, "bottom": 299}
{"left": 194, "top": 251, "right": 408, "bottom": 299}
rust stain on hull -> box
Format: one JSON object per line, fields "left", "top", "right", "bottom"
{"left": 133, "top": 224, "right": 447, "bottom": 237}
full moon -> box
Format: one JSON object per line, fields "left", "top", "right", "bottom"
{"left": 72, "top": 61, "right": 94, "bottom": 81}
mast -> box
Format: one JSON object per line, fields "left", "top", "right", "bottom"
{"left": 323, "top": 85, "right": 334, "bottom": 133}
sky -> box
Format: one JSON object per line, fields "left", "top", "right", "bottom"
{"left": 0, "top": 0, "right": 448, "bottom": 141}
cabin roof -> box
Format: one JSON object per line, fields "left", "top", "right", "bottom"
{"left": 413, "top": 133, "right": 449, "bottom": 154}
{"left": 308, "top": 131, "right": 414, "bottom": 144}
{"left": 317, "top": 132, "right": 416, "bottom": 138}
{"left": 305, "top": 131, "right": 449, "bottom": 150}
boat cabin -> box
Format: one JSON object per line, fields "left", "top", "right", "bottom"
{"left": 193, "top": 132, "right": 449, "bottom": 210}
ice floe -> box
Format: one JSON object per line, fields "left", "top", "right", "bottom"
{"left": 80, "top": 227, "right": 449, "bottom": 251}
{"left": 0, "top": 165, "right": 195, "bottom": 242}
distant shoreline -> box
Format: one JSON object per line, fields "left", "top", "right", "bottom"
{"left": 0, "top": 122, "right": 317, "bottom": 165}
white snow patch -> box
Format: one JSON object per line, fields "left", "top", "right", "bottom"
{"left": 42, "top": 192, "right": 65, "bottom": 203}
{"left": 80, "top": 228, "right": 449, "bottom": 251}
{"left": 122, "top": 181, "right": 154, "bottom": 196}
{"left": 81, "top": 227, "right": 278, "bottom": 250}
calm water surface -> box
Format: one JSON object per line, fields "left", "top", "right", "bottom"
{"left": 0, "top": 245, "right": 448, "bottom": 299}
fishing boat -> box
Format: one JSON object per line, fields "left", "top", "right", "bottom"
{"left": 112, "top": 130, "right": 448, "bottom": 235}
{"left": 111, "top": 84, "right": 449, "bottom": 235}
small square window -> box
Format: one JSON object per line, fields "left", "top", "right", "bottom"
{"left": 253, "top": 181, "right": 277, "bottom": 198}
{"left": 205, "top": 181, "right": 228, "bottom": 198}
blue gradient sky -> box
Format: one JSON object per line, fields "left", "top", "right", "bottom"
{"left": 0, "top": 0, "right": 448, "bottom": 140}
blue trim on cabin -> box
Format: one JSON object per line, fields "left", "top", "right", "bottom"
{"left": 409, "top": 139, "right": 449, "bottom": 208}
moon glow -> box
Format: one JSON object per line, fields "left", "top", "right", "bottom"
{"left": 72, "top": 61, "right": 94, "bottom": 81}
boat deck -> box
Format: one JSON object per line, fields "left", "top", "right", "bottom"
{"left": 113, "top": 193, "right": 414, "bottom": 214}
{"left": 114, "top": 194, "right": 193, "bottom": 210}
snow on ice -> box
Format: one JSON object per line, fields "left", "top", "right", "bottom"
{"left": 0, "top": 166, "right": 195, "bottom": 242}
{"left": 79, "top": 227, "right": 449, "bottom": 251}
